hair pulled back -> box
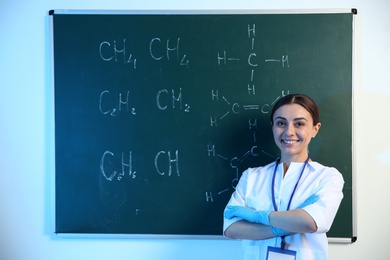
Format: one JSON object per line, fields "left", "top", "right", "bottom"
{"left": 270, "top": 94, "right": 320, "bottom": 125}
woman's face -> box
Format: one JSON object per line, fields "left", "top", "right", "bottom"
{"left": 272, "top": 104, "right": 321, "bottom": 162}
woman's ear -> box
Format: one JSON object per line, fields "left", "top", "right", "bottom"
{"left": 312, "top": 122, "right": 321, "bottom": 138}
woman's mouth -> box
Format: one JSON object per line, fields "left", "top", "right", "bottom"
{"left": 282, "top": 139, "right": 299, "bottom": 145}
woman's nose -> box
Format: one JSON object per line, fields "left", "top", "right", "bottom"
{"left": 286, "top": 123, "right": 295, "bottom": 135}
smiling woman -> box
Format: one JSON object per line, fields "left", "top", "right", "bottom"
{"left": 270, "top": 95, "right": 322, "bottom": 167}
{"left": 223, "top": 94, "right": 344, "bottom": 260}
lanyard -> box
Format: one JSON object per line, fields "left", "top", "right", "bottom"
{"left": 271, "top": 155, "right": 310, "bottom": 211}
{"left": 271, "top": 155, "right": 310, "bottom": 250}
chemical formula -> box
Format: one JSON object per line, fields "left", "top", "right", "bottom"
{"left": 96, "top": 24, "right": 291, "bottom": 205}
{"left": 205, "top": 23, "right": 291, "bottom": 202}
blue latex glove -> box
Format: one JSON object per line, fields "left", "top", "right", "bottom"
{"left": 272, "top": 227, "right": 289, "bottom": 237}
{"left": 224, "top": 206, "right": 271, "bottom": 225}
{"left": 224, "top": 205, "right": 283, "bottom": 235}
{"left": 224, "top": 194, "right": 319, "bottom": 228}
{"left": 298, "top": 194, "right": 319, "bottom": 209}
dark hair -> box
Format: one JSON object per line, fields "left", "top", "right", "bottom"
{"left": 270, "top": 94, "right": 320, "bottom": 125}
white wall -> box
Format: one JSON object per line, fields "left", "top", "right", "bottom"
{"left": 1, "top": 0, "right": 389, "bottom": 259}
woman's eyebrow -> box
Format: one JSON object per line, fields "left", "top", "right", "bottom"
{"left": 274, "top": 116, "right": 308, "bottom": 122}
{"left": 294, "top": 117, "right": 308, "bottom": 122}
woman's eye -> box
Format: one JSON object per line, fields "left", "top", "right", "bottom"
{"left": 276, "top": 121, "right": 285, "bottom": 127}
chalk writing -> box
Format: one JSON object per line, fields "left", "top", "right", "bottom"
{"left": 210, "top": 90, "right": 290, "bottom": 129}
{"left": 217, "top": 51, "right": 240, "bottom": 65}
{"left": 100, "top": 150, "right": 136, "bottom": 181}
{"left": 156, "top": 88, "right": 190, "bottom": 112}
{"left": 155, "top": 150, "right": 180, "bottom": 177}
{"left": 99, "top": 39, "right": 137, "bottom": 68}
{"left": 97, "top": 23, "right": 291, "bottom": 204}
{"left": 205, "top": 192, "right": 214, "bottom": 202}
{"left": 149, "top": 37, "right": 190, "bottom": 67}
{"left": 205, "top": 144, "right": 264, "bottom": 202}
{"left": 265, "top": 55, "right": 290, "bottom": 67}
{"left": 99, "top": 90, "right": 136, "bottom": 116}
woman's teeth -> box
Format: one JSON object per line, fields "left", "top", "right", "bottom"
{"left": 283, "top": 140, "right": 298, "bottom": 144}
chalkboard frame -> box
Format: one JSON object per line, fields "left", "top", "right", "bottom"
{"left": 49, "top": 9, "right": 358, "bottom": 243}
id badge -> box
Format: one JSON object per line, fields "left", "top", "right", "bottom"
{"left": 266, "top": 246, "right": 296, "bottom": 260}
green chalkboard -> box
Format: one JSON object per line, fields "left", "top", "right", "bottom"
{"left": 51, "top": 10, "right": 356, "bottom": 240}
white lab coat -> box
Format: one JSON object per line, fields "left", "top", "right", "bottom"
{"left": 223, "top": 161, "right": 344, "bottom": 260}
